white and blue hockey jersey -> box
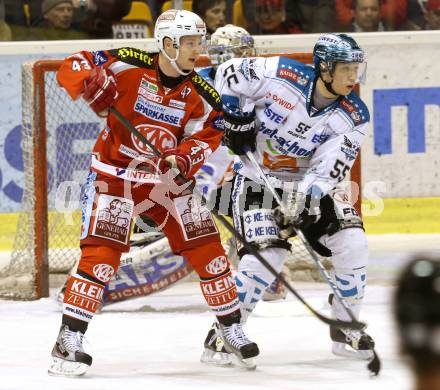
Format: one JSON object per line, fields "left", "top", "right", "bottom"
{"left": 215, "top": 56, "right": 369, "bottom": 196}
{"left": 195, "top": 66, "right": 235, "bottom": 196}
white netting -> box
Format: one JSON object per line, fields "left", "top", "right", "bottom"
{"left": 0, "top": 61, "right": 105, "bottom": 299}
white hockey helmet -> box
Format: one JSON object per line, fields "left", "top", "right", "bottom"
{"left": 207, "top": 24, "right": 256, "bottom": 66}
{"left": 154, "top": 9, "right": 206, "bottom": 75}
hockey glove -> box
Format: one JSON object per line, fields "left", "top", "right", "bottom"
{"left": 223, "top": 110, "right": 257, "bottom": 155}
{"left": 273, "top": 193, "right": 318, "bottom": 239}
{"left": 153, "top": 148, "right": 194, "bottom": 187}
{"left": 157, "top": 149, "right": 191, "bottom": 176}
{"left": 83, "top": 67, "right": 118, "bottom": 117}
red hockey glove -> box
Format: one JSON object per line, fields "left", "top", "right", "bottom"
{"left": 83, "top": 67, "right": 118, "bottom": 117}
{"left": 157, "top": 149, "right": 192, "bottom": 178}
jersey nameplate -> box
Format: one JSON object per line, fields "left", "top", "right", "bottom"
{"left": 110, "top": 47, "right": 155, "bottom": 68}
{"left": 191, "top": 74, "right": 222, "bottom": 111}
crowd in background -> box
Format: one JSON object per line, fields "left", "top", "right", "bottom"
{"left": 0, "top": 0, "right": 439, "bottom": 41}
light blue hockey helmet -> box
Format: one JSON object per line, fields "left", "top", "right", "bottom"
{"left": 313, "top": 33, "right": 366, "bottom": 84}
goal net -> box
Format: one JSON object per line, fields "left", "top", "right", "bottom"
{"left": 0, "top": 53, "right": 361, "bottom": 300}
{"left": 0, "top": 60, "right": 105, "bottom": 299}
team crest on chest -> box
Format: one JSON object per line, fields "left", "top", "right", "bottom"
{"left": 131, "top": 124, "right": 177, "bottom": 155}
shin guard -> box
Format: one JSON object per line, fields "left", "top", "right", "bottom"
{"left": 62, "top": 273, "right": 105, "bottom": 333}
{"left": 199, "top": 270, "right": 240, "bottom": 318}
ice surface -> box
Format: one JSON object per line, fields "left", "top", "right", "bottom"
{"left": 0, "top": 280, "right": 414, "bottom": 390}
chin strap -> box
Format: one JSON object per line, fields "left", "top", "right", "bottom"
{"left": 323, "top": 78, "right": 339, "bottom": 97}
{"left": 161, "top": 48, "right": 192, "bottom": 76}
{"left": 318, "top": 61, "right": 340, "bottom": 98}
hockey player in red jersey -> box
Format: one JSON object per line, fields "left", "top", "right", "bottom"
{"left": 48, "top": 9, "right": 259, "bottom": 377}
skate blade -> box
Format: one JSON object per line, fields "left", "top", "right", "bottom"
{"left": 221, "top": 344, "right": 258, "bottom": 370}
{"left": 200, "top": 349, "right": 233, "bottom": 367}
{"left": 332, "top": 342, "right": 374, "bottom": 361}
{"left": 48, "top": 356, "right": 90, "bottom": 377}
{"left": 230, "top": 355, "right": 257, "bottom": 370}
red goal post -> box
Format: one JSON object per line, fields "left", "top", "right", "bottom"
{"left": 0, "top": 53, "right": 361, "bottom": 300}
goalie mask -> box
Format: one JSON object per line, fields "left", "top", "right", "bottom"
{"left": 154, "top": 9, "right": 207, "bottom": 75}
{"left": 313, "top": 33, "right": 367, "bottom": 89}
{"left": 207, "top": 24, "right": 256, "bottom": 66}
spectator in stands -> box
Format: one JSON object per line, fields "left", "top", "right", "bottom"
{"left": 4, "top": 0, "right": 85, "bottom": 32}
{"left": 344, "top": 0, "right": 386, "bottom": 31}
{"left": 78, "top": 0, "right": 132, "bottom": 38}
{"left": 248, "top": 0, "right": 303, "bottom": 34}
{"left": 335, "top": 0, "right": 407, "bottom": 30}
{"left": 0, "top": 0, "right": 12, "bottom": 40}
{"left": 424, "top": 0, "right": 440, "bottom": 29}
{"left": 394, "top": 256, "right": 440, "bottom": 390}
{"left": 12, "top": 0, "right": 90, "bottom": 40}
{"left": 402, "top": 0, "right": 440, "bottom": 30}
{"left": 112, "top": 1, "right": 153, "bottom": 39}
{"left": 192, "top": 0, "right": 227, "bottom": 34}
{"left": 404, "top": 0, "right": 427, "bottom": 30}
{"left": 241, "top": 0, "right": 334, "bottom": 33}
{"left": 42, "top": 0, "right": 75, "bottom": 30}
{"left": 286, "top": 0, "right": 335, "bottom": 33}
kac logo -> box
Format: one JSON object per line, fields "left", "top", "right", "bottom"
{"left": 205, "top": 256, "right": 228, "bottom": 275}
{"left": 131, "top": 124, "right": 177, "bottom": 154}
{"left": 93, "top": 264, "right": 115, "bottom": 283}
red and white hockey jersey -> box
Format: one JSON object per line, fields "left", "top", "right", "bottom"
{"left": 57, "top": 47, "right": 225, "bottom": 180}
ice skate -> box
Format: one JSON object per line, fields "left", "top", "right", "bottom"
{"left": 200, "top": 322, "right": 233, "bottom": 366}
{"left": 330, "top": 325, "right": 375, "bottom": 360}
{"left": 48, "top": 325, "right": 92, "bottom": 377}
{"left": 328, "top": 294, "right": 375, "bottom": 360}
{"left": 218, "top": 322, "right": 259, "bottom": 369}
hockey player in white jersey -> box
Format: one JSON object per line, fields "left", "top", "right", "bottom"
{"left": 195, "top": 24, "right": 256, "bottom": 197}
{"left": 201, "top": 33, "right": 375, "bottom": 366}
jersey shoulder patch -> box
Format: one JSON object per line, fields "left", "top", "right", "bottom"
{"left": 108, "top": 47, "right": 155, "bottom": 68}
{"left": 91, "top": 51, "right": 109, "bottom": 66}
{"left": 338, "top": 92, "right": 370, "bottom": 126}
{"left": 276, "top": 57, "right": 313, "bottom": 92}
{"left": 191, "top": 72, "right": 222, "bottom": 112}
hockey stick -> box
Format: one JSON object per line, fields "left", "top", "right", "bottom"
{"left": 109, "top": 106, "right": 364, "bottom": 330}
{"left": 244, "top": 149, "right": 381, "bottom": 376}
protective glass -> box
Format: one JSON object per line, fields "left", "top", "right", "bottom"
{"left": 333, "top": 61, "right": 367, "bottom": 85}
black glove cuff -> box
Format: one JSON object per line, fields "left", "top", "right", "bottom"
{"left": 223, "top": 109, "right": 256, "bottom": 129}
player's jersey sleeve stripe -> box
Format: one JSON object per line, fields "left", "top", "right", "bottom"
{"left": 108, "top": 61, "right": 138, "bottom": 75}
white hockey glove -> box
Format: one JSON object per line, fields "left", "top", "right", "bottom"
{"left": 273, "top": 193, "right": 318, "bottom": 239}
{"left": 223, "top": 110, "right": 257, "bottom": 155}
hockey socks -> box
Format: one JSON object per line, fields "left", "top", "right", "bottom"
{"left": 235, "top": 270, "right": 269, "bottom": 323}
{"left": 62, "top": 272, "right": 106, "bottom": 333}
{"left": 199, "top": 270, "right": 240, "bottom": 317}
